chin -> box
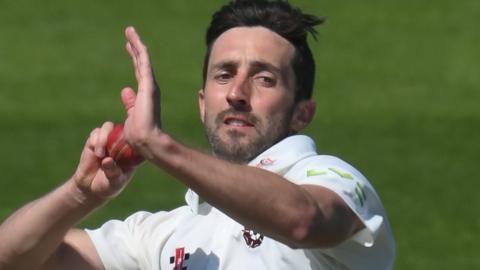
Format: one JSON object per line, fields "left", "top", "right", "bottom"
{"left": 206, "top": 123, "right": 286, "bottom": 164}
{"left": 212, "top": 138, "right": 259, "bottom": 164}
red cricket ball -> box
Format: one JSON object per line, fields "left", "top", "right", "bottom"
{"left": 106, "top": 123, "right": 145, "bottom": 169}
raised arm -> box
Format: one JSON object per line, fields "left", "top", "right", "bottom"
{"left": 121, "top": 26, "right": 363, "bottom": 248}
{"left": 0, "top": 122, "right": 135, "bottom": 270}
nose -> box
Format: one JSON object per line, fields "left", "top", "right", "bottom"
{"left": 226, "top": 75, "right": 251, "bottom": 110}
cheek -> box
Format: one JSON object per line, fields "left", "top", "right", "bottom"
{"left": 202, "top": 92, "right": 226, "bottom": 121}
{"left": 252, "top": 93, "right": 292, "bottom": 117}
{"left": 204, "top": 86, "right": 228, "bottom": 106}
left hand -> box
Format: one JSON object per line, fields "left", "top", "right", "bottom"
{"left": 120, "top": 26, "right": 161, "bottom": 158}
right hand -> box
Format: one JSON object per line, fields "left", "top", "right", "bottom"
{"left": 72, "top": 121, "right": 135, "bottom": 202}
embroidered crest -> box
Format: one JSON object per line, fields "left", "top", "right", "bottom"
{"left": 242, "top": 228, "right": 264, "bottom": 248}
{"left": 256, "top": 157, "right": 276, "bottom": 168}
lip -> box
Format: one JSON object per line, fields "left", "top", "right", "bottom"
{"left": 223, "top": 115, "right": 255, "bottom": 127}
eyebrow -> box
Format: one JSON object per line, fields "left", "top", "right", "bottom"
{"left": 250, "top": 60, "right": 282, "bottom": 75}
{"left": 210, "top": 60, "right": 282, "bottom": 75}
{"left": 210, "top": 60, "right": 237, "bottom": 73}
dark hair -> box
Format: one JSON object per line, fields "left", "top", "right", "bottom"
{"left": 202, "top": 0, "right": 325, "bottom": 102}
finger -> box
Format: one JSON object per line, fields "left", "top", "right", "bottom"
{"left": 125, "top": 26, "right": 154, "bottom": 91}
{"left": 74, "top": 128, "right": 102, "bottom": 183}
{"left": 101, "top": 158, "right": 135, "bottom": 195}
{"left": 101, "top": 157, "right": 123, "bottom": 181}
{"left": 125, "top": 26, "right": 142, "bottom": 57}
{"left": 126, "top": 41, "right": 140, "bottom": 80}
{"left": 125, "top": 27, "right": 142, "bottom": 79}
{"left": 88, "top": 128, "right": 102, "bottom": 157}
{"left": 85, "top": 128, "right": 97, "bottom": 148}
{"left": 92, "top": 127, "right": 105, "bottom": 158}
{"left": 125, "top": 40, "right": 137, "bottom": 62}
{"left": 97, "top": 121, "right": 114, "bottom": 157}
{"left": 121, "top": 87, "right": 137, "bottom": 117}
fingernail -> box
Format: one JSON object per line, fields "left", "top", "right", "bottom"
{"left": 96, "top": 148, "right": 105, "bottom": 157}
{"left": 104, "top": 160, "right": 115, "bottom": 170}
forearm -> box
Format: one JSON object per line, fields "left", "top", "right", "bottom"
{"left": 183, "top": 154, "right": 318, "bottom": 245}
{"left": 0, "top": 180, "right": 103, "bottom": 269}
{"left": 140, "top": 131, "right": 320, "bottom": 245}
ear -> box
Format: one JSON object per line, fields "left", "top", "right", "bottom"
{"left": 290, "top": 99, "right": 316, "bottom": 132}
{"left": 198, "top": 89, "right": 206, "bottom": 123}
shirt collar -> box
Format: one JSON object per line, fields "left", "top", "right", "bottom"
{"left": 247, "top": 134, "right": 318, "bottom": 175}
{"left": 185, "top": 135, "right": 318, "bottom": 213}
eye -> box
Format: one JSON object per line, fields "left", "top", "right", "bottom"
{"left": 255, "top": 75, "right": 276, "bottom": 87}
{"left": 215, "top": 72, "right": 233, "bottom": 84}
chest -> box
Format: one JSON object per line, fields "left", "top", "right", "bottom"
{"left": 157, "top": 209, "right": 311, "bottom": 270}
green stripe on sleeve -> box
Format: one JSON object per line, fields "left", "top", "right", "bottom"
{"left": 356, "top": 182, "right": 367, "bottom": 201}
{"left": 328, "top": 167, "right": 354, "bottom": 180}
{"left": 355, "top": 187, "right": 365, "bottom": 207}
{"left": 306, "top": 169, "right": 327, "bottom": 177}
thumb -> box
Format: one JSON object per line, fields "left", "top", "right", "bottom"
{"left": 101, "top": 158, "right": 123, "bottom": 181}
{"left": 121, "top": 87, "right": 137, "bottom": 117}
{"left": 101, "top": 158, "right": 135, "bottom": 192}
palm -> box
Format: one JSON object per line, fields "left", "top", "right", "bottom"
{"left": 90, "top": 168, "right": 132, "bottom": 198}
{"left": 74, "top": 141, "right": 133, "bottom": 199}
{"left": 122, "top": 26, "right": 161, "bottom": 145}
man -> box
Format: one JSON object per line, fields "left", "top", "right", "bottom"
{"left": 0, "top": 0, "right": 395, "bottom": 269}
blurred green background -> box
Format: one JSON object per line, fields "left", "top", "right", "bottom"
{"left": 0, "top": 0, "right": 478, "bottom": 268}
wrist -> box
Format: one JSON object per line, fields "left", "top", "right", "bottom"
{"left": 64, "top": 179, "right": 106, "bottom": 210}
{"left": 137, "top": 127, "right": 176, "bottom": 161}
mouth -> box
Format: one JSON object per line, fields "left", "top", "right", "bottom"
{"left": 223, "top": 116, "right": 255, "bottom": 127}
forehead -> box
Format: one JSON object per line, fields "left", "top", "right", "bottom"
{"left": 208, "top": 26, "right": 296, "bottom": 70}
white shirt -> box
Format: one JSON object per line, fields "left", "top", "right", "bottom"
{"left": 86, "top": 135, "right": 395, "bottom": 269}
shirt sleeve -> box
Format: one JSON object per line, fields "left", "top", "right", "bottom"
{"left": 85, "top": 207, "right": 191, "bottom": 270}
{"left": 287, "top": 157, "right": 386, "bottom": 247}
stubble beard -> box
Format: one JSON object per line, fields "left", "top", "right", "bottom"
{"left": 204, "top": 109, "right": 293, "bottom": 164}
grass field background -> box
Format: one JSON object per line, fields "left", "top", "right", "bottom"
{"left": 0, "top": 0, "right": 478, "bottom": 269}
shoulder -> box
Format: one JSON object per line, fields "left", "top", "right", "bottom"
{"left": 289, "top": 155, "right": 395, "bottom": 268}
{"left": 87, "top": 206, "right": 193, "bottom": 243}
{"left": 286, "top": 154, "right": 368, "bottom": 184}
{"left": 85, "top": 206, "right": 194, "bottom": 270}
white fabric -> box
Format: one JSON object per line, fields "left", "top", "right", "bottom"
{"left": 86, "top": 135, "right": 395, "bottom": 269}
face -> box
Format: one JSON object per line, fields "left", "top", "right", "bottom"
{"left": 199, "top": 27, "right": 306, "bottom": 163}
